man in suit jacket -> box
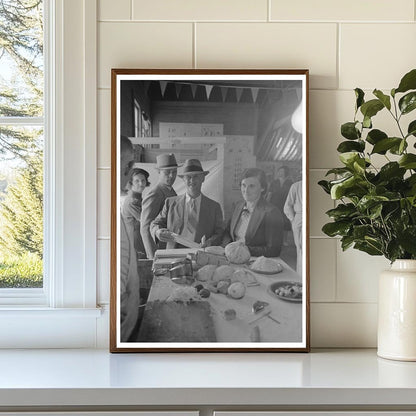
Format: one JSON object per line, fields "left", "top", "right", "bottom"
{"left": 151, "top": 159, "right": 224, "bottom": 249}
{"left": 223, "top": 167, "right": 284, "bottom": 258}
{"left": 140, "top": 153, "right": 180, "bottom": 259}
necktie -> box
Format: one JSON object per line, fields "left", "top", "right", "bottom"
{"left": 186, "top": 198, "right": 198, "bottom": 237}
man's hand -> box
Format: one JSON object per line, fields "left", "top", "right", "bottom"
{"left": 156, "top": 228, "right": 176, "bottom": 243}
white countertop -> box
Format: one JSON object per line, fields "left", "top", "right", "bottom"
{"left": 1, "top": 348, "right": 416, "bottom": 408}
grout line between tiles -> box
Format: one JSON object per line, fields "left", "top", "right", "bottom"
{"left": 336, "top": 23, "right": 340, "bottom": 90}
{"left": 311, "top": 301, "right": 378, "bottom": 305}
{"left": 333, "top": 230, "right": 338, "bottom": 301}
{"left": 267, "top": 0, "right": 271, "bottom": 22}
{"left": 97, "top": 19, "right": 415, "bottom": 24}
{"left": 193, "top": 22, "right": 197, "bottom": 68}
{"left": 130, "top": 0, "right": 133, "bottom": 20}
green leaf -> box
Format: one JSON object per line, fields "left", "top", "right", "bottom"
{"left": 326, "top": 203, "right": 357, "bottom": 220}
{"left": 386, "top": 240, "right": 403, "bottom": 262}
{"left": 325, "top": 167, "right": 351, "bottom": 176}
{"left": 399, "top": 92, "right": 416, "bottom": 115}
{"left": 337, "top": 140, "right": 365, "bottom": 153}
{"left": 330, "top": 175, "right": 366, "bottom": 200}
{"left": 341, "top": 235, "right": 355, "bottom": 251}
{"left": 366, "top": 129, "right": 388, "bottom": 145}
{"left": 357, "top": 195, "right": 389, "bottom": 212}
{"left": 363, "top": 116, "right": 372, "bottom": 129}
{"left": 355, "top": 88, "right": 365, "bottom": 110}
{"left": 399, "top": 154, "right": 416, "bottom": 169}
{"left": 373, "top": 89, "right": 391, "bottom": 110}
{"left": 378, "top": 162, "right": 406, "bottom": 181}
{"left": 341, "top": 122, "right": 360, "bottom": 140}
{"left": 354, "top": 241, "right": 383, "bottom": 256}
{"left": 371, "top": 137, "right": 402, "bottom": 154}
{"left": 395, "top": 69, "right": 416, "bottom": 94}
{"left": 408, "top": 120, "right": 416, "bottom": 138}
{"left": 353, "top": 224, "right": 374, "bottom": 240}
{"left": 339, "top": 152, "right": 357, "bottom": 166}
{"left": 322, "top": 221, "right": 351, "bottom": 237}
{"left": 318, "top": 180, "right": 331, "bottom": 194}
{"left": 388, "top": 138, "right": 408, "bottom": 155}
{"left": 360, "top": 99, "right": 384, "bottom": 119}
{"left": 397, "top": 227, "right": 416, "bottom": 255}
{"left": 369, "top": 203, "right": 383, "bottom": 220}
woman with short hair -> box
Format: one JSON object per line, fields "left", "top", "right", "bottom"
{"left": 121, "top": 167, "right": 150, "bottom": 258}
{"left": 222, "top": 167, "right": 284, "bottom": 257}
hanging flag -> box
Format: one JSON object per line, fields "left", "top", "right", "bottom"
{"left": 235, "top": 88, "right": 243, "bottom": 102}
{"left": 205, "top": 85, "right": 213, "bottom": 100}
{"left": 160, "top": 81, "right": 168, "bottom": 97}
{"left": 175, "top": 83, "right": 182, "bottom": 98}
{"left": 190, "top": 83, "right": 197, "bottom": 99}
{"left": 251, "top": 88, "right": 259, "bottom": 103}
{"left": 220, "top": 87, "right": 227, "bottom": 102}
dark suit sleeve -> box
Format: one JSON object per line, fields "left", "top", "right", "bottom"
{"left": 140, "top": 188, "right": 162, "bottom": 259}
{"left": 149, "top": 198, "right": 169, "bottom": 243}
{"left": 247, "top": 207, "right": 284, "bottom": 258}
{"left": 205, "top": 202, "right": 224, "bottom": 247}
{"left": 221, "top": 218, "right": 232, "bottom": 247}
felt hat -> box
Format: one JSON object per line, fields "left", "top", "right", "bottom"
{"left": 156, "top": 153, "right": 181, "bottom": 170}
{"left": 178, "top": 159, "right": 209, "bottom": 177}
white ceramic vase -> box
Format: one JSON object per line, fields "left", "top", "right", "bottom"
{"left": 378, "top": 259, "right": 416, "bottom": 361}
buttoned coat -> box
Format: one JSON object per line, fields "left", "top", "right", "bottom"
{"left": 140, "top": 183, "right": 177, "bottom": 258}
{"left": 150, "top": 194, "right": 224, "bottom": 249}
{"left": 120, "top": 214, "right": 140, "bottom": 341}
{"left": 223, "top": 197, "right": 284, "bottom": 257}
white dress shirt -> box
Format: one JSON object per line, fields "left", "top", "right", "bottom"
{"left": 181, "top": 193, "right": 202, "bottom": 241}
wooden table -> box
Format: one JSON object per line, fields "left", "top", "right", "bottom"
{"left": 136, "top": 256, "right": 302, "bottom": 343}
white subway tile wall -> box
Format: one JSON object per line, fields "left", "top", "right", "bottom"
{"left": 196, "top": 23, "right": 338, "bottom": 89}
{"left": 97, "top": 0, "right": 416, "bottom": 347}
{"left": 132, "top": 0, "right": 269, "bottom": 21}
{"left": 98, "top": 90, "right": 111, "bottom": 168}
{"left": 270, "top": 0, "right": 414, "bottom": 22}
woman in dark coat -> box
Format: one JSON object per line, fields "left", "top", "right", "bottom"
{"left": 223, "top": 168, "right": 284, "bottom": 258}
{"left": 121, "top": 168, "right": 150, "bottom": 258}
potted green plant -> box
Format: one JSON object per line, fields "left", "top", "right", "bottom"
{"left": 319, "top": 68, "right": 416, "bottom": 361}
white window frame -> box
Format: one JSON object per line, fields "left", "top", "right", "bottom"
{"left": 0, "top": 0, "right": 101, "bottom": 348}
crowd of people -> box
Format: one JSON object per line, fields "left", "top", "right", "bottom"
{"left": 119, "top": 135, "right": 303, "bottom": 341}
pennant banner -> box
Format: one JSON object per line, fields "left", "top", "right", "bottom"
{"left": 235, "top": 88, "right": 243, "bottom": 102}
{"left": 219, "top": 87, "right": 227, "bottom": 102}
{"left": 159, "top": 81, "right": 168, "bottom": 97}
{"left": 190, "top": 84, "right": 197, "bottom": 99}
{"left": 251, "top": 88, "right": 259, "bottom": 103}
{"left": 205, "top": 85, "right": 213, "bottom": 100}
{"left": 175, "top": 83, "right": 182, "bottom": 98}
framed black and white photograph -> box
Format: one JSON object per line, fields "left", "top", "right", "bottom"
{"left": 110, "top": 69, "right": 309, "bottom": 352}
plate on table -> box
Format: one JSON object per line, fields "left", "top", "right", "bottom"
{"left": 268, "top": 281, "right": 302, "bottom": 302}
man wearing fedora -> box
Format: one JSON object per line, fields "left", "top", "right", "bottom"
{"left": 140, "top": 153, "right": 180, "bottom": 259}
{"left": 150, "top": 159, "right": 224, "bottom": 249}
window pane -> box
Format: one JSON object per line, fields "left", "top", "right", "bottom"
{"left": 0, "top": 0, "right": 44, "bottom": 117}
{"left": 0, "top": 126, "right": 43, "bottom": 288}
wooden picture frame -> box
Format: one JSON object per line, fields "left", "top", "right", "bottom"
{"left": 110, "top": 69, "right": 310, "bottom": 352}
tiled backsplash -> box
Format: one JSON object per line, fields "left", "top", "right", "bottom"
{"left": 96, "top": 0, "right": 416, "bottom": 347}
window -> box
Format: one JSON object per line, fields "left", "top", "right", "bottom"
{"left": 0, "top": 0, "right": 100, "bottom": 347}
{"left": 0, "top": 0, "right": 44, "bottom": 291}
